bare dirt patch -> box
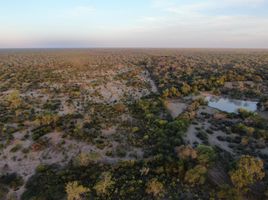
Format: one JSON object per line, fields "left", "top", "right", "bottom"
{"left": 165, "top": 99, "right": 187, "bottom": 118}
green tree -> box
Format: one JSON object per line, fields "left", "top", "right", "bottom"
{"left": 65, "top": 181, "right": 90, "bottom": 200}
{"left": 162, "top": 89, "right": 169, "bottom": 98}
{"left": 184, "top": 165, "right": 207, "bottom": 186}
{"left": 217, "top": 185, "right": 242, "bottom": 200}
{"left": 94, "top": 172, "right": 114, "bottom": 197}
{"left": 230, "top": 155, "right": 265, "bottom": 191}
{"left": 181, "top": 83, "right": 191, "bottom": 95}
{"left": 196, "top": 145, "right": 216, "bottom": 166}
{"left": 170, "top": 87, "right": 181, "bottom": 97}
{"left": 6, "top": 90, "right": 22, "bottom": 109}
{"left": 35, "top": 113, "right": 59, "bottom": 126}
{"left": 146, "top": 178, "right": 165, "bottom": 198}
{"left": 74, "top": 152, "right": 102, "bottom": 166}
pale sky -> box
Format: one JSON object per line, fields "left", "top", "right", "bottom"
{"left": 1, "top": 0, "right": 268, "bottom": 48}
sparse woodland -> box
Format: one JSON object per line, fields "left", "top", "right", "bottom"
{"left": 0, "top": 49, "right": 268, "bottom": 200}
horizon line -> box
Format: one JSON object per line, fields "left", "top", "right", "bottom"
{"left": 1, "top": 47, "right": 268, "bottom": 50}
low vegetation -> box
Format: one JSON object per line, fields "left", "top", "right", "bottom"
{"left": 0, "top": 49, "right": 267, "bottom": 199}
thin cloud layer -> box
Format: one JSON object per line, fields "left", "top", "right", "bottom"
{"left": 0, "top": 0, "right": 267, "bottom": 48}
{"left": 65, "top": 6, "right": 96, "bottom": 17}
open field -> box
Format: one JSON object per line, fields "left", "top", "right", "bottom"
{"left": 0, "top": 49, "right": 268, "bottom": 200}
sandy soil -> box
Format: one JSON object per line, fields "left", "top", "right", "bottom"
{"left": 258, "top": 111, "right": 268, "bottom": 119}
{"left": 208, "top": 131, "right": 234, "bottom": 154}
{"left": 184, "top": 106, "right": 234, "bottom": 154}
{"left": 102, "top": 126, "right": 117, "bottom": 136}
{"left": 165, "top": 100, "right": 187, "bottom": 118}
{"left": 0, "top": 128, "right": 143, "bottom": 198}
{"left": 184, "top": 124, "right": 202, "bottom": 146}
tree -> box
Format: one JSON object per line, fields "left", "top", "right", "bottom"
{"left": 114, "top": 103, "right": 126, "bottom": 113}
{"left": 35, "top": 113, "right": 59, "bottom": 126}
{"left": 162, "top": 87, "right": 180, "bottom": 98}
{"left": 230, "top": 155, "right": 265, "bottom": 191}
{"left": 184, "top": 165, "right": 207, "bottom": 186}
{"left": 6, "top": 90, "right": 22, "bottom": 109}
{"left": 166, "top": 119, "right": 189, "bottom": 135}
{"left": 65, "top": 181, "right": 90, "bottom": 200}
{"left": 237, "top": 108, "right": 254, "bottom": 119}
{"left": 181, "top": 83, "right": 191, "bottom": 95}
{"left": 196, "top": 145, "right": 216, "bottom": 166}
{"left": 170, "top": 87, "right": 181, "bottom": 97}
{"left": 175, "top": 145, "right": 197, "bottom": 160}
{"left": 244, "top": 126, "right": 255, "bottom": 136}
{"left": 94, "top": 172, "right": 114, "bottom": 197}
{"left": 162, "top": 89, "right": 169, "bottom": 98}
{"left": 146, "top": 178, "right": 165, "bottom": 198}
{"left": 217, "top": 184, "right": 242, "bottom": 200}
{"left": 74, "top": 152, "right": 102, "bottom": 166}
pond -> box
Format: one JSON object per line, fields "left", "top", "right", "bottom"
{"left": 205, "top": 96, "right": 258, "bottom": 113}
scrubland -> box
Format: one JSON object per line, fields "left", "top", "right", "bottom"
{"left": 0, "top": 49, "right": 268, "bottom": 200}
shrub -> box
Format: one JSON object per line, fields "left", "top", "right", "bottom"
{"left": 6, "top": 90, "right": 22, "bottom": 109}
{"left": 184, "top": 165, "right": 207, "bottom": 186}
{"left": 196, "top": 145, "right": 216, "bottom": 166}
{"left": 146, "top": 178, "right": 165, "bottom": 198}
{"left": 65, "top": 181, "right": 90, "bottom": 200}
{"left": 230, "top": 155, "right": 265, "bottom": 191}
{"left": 175, "top": 145, "right": 197, "bottom": 160}
{"left": 74, "top": 152, "right": 102, "bottom": 166}
{"left": 0, "top": 173, "right": 24, "bottom": 190}
{"left": 94, "top": 172, "right": 114, "bottom": 197}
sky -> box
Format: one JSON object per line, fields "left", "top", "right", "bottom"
{"left": 0, "top": 0, "right": 268, "bottom": 48}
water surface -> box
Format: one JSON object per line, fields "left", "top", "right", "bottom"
{"left": 206, "top": 96, "right": 258, "bottom": 113}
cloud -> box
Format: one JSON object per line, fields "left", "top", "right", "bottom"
{"left": 152, "top": 0, "right": 266, "bottom": 16}
{"left": 165, "top": 2, "right": 211, "bottom": 16}
{"left": 96, "top": 0, "right": 268, "bottom": 48}
{"left": 64, "top": 5, "right": 96, "bottom": 17}
{"left": 1, "top": 0, "right": 267, "bottom": 48}
{"left": 221, "top": 0, "right": 265, "bottom": 5}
